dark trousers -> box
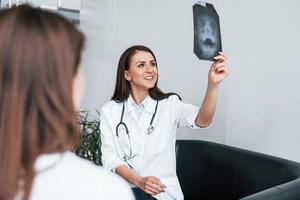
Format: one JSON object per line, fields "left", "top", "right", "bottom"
{"left": 132, "top": 188, "right": 157, "bottom": 200}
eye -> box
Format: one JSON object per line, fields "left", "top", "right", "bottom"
{"left": 138, "top": 63, "right": 145, "bottom": 68}
{"left": 150, "top": 62, "right": 157, "bottom": 67}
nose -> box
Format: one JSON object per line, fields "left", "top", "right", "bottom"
{"left": 145, "top": 64, "right": 153, "bottom": 72}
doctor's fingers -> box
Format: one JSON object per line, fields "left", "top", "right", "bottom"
{"left": 211, "top": 61, "right": 226, "bottom": 71}
{"left": 212, "top": 55, "right": 227, "bottom": 67}
{"left": 216, "top": 66, "right": 228, "bottom": 74}
{"left": 144, "top": 183, "right": 163, "bottom": 195}
{"left": 147, "top": 176, "right": 166, "bottom": 188}
{"left": 214, "top": 52, "right": 227, "bottom": 60}
{"left": 213, "top": 55, "right": 226, "bottom": 62}
{"left": 144, "top": 188, "right": 159, "bottom": 196}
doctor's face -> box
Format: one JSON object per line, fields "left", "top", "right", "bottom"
{"left": 124, "top": 50, "right": 158, "bottom": 92}
{"left": 195, "top": 14, "right": 220, "bottom": 59}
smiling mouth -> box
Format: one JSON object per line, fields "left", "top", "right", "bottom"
{"left": 144, "top": 76, "right": 154, "bottom": 80}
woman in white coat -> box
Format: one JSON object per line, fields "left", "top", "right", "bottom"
{"left": 100, "top": 45, "right": 228, "bottom": 200}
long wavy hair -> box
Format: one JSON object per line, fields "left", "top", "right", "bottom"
{"left": 0, "top": 5, "right": 84, "bottom": 200}
{"left": 111, "top": 45, "right": 180, "bottom": 102}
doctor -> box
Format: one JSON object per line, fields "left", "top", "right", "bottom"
{"left": 100, "top": 45, "right": 228, "bottom": 200}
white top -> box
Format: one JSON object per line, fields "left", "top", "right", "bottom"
{"left": 100, "top": 95, "right": 208, "bottom": 200}
{"left": 29, "top": 152, "right": 135, "bottom": 200}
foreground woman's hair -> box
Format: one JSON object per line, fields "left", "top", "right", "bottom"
{"left": 0, "top": 5, "right": 84, "bottom": 200}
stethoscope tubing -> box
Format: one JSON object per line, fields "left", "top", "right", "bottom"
{"left": 115, "top": 100, "right": 159, "bottom": 161}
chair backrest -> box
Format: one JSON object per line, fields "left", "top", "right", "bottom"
{"left": 176, "top": 140, "right": 300, "bottom": 200}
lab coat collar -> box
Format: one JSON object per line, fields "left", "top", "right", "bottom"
{"left": 126, "top": 95, "right": 156, "bottom": 114}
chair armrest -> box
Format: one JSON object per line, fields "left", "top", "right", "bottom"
{"left": 240, "top": 178, "right": 300, "bottom": 200}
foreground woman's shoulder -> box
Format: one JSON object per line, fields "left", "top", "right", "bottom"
{"left": 31, "top": 152, "right": 135, "bottom": 200}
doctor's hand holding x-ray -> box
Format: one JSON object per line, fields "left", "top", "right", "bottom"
{"left": 100, "top": 45, "right": 228, "bottom": 200}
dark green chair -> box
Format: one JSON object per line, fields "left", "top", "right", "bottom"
{"left": 176, "top": 140, "right": 300, "bottom": 200}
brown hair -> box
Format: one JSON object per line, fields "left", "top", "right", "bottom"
{"left": 111, "top": 45, "right": 180, "bottom": 102}
{"left": 0, "top": 5, "right": 84, "bottom": 200}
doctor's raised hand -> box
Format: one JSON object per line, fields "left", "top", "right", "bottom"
{"left": 100, "top": 45, "right": 229, "bottom": 200}
{"left": 193, "top": 52, "right": 228, "bottom": 128}
{"left": 209, "top": 52, "right": 228, "bottom": 86}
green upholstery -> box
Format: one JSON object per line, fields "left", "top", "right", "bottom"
{"left": 176, "top": 140, "right": 300, "bottom": 200}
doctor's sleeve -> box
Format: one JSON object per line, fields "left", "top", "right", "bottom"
{"left": 173, "top": 96, "right": 211, "bottom": 129}
{"left": 100, "top": 109, "right": 129, "bottom": 172}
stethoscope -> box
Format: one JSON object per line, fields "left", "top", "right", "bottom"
{"left": 115, "top": 100, "right": 158, "bottom": 164}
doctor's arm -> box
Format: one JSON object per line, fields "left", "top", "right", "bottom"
{"left": 116, "top": 166, "right": 165, "bottom": 196}
{"left": 100, "top": 109, "right": 130, "bottom": 172}
{"left": 195, "top": 52, "right": 228, "bottom": 127}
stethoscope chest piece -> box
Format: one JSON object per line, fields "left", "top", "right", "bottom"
{"left": 146, "top": 125, "right": 154, "bottom": 135}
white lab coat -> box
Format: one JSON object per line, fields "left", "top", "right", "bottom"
{"left": 100, "top": 95, "right": 207, "bottom": 200}
{"left": 29, "top": 152, "right": 134, "bottom": 200}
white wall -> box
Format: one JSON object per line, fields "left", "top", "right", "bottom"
{"left": 80, "top": 0, "right": 300, "bottom": 162}
{"left": 226, "top": 0, "right": 300, "bottom": 162}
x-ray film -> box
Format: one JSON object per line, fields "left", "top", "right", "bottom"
{"left": 193, "top": 2, "right": 222, "bottom": 61}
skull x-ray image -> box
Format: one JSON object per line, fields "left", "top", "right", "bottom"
{"left": 193, "top": 2, "right": 222, "bottom": 61}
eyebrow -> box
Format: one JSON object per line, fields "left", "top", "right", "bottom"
{"left": 135, "top": 60, "right": 156, "bottom": 64}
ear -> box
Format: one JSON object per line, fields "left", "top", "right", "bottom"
{"left": 124, "top": 71, "right": 131, "bottom": 81}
